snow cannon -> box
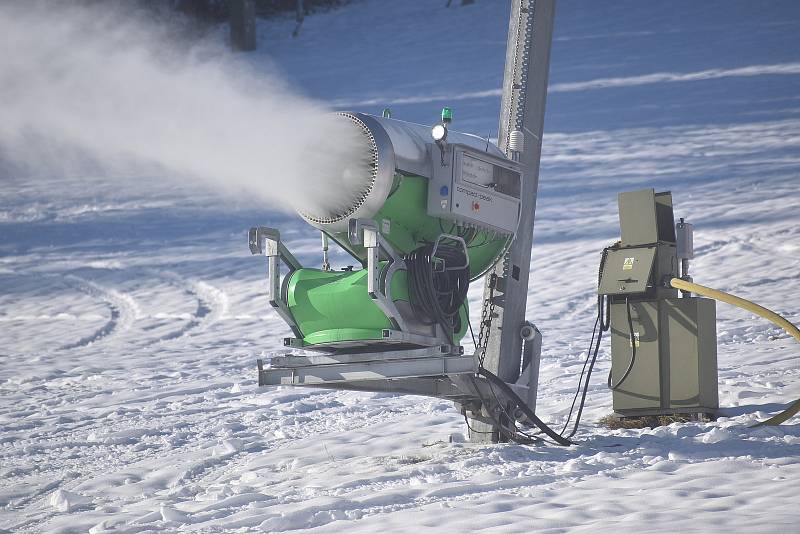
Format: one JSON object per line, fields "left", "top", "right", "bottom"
{"left": 249, "top": 110, "right": 523, "bottom": 352}
{"left": 247, "top": 0, "right": 567, "bottom": 445}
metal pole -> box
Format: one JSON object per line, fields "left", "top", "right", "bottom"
{"left": 293, "top": 0, "right": 305, "bottom": 38}
{"left": 230, "top": 0, "right": 256, "bottom": 52}
{"left": 470, "top": 0, "right": 556, "bottom": 442}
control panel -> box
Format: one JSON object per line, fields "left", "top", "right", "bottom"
{"left": 426, "top": 144, "right": 522, "bottom": 234}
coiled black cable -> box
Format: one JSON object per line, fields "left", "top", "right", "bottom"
{"left": 406, "top": 242, "right": 470, "bottom": 344}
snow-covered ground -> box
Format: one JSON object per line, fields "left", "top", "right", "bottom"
{"left": 2, "top": 1, "right": 800, "bottom": 532}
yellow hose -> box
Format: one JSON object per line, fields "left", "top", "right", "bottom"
{"left": 670, "top": 278, "right": 800, "bottom": 426}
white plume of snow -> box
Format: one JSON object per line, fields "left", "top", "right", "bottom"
{"left": 0, "top": 1, "right": 369, "bottom": 216}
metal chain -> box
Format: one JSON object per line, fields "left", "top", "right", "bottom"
{"left": 477, "top": 255, "right": 509, "bottom": 368}
{"left": 476, "top": 274, "right": 494, "bottom": 368}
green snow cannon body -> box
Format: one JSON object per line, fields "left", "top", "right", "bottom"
{"left": 249, "top": 112, "right": 522, "bottom": 352}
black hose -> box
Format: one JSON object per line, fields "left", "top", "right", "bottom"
{"left": 469, "top": 244, "right": 623, "bottom": 444}
{"left": 559, "top": 246, "right": 615, "bottom": 439}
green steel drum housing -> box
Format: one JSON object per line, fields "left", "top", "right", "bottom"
{"left": 325, "top": 174, "right": 511, "bottom": 279}
{"left": 286, "top": 264, "right": 469, "bottom": 346}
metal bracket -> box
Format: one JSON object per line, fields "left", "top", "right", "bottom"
{"left": 450, "top": 373, "right": 533, "bottom": 426}
{"left": 248, "top": 226, "right": 301, "bottom": 269}
{"left": 381, "top": 329, "right": 454, "bottom": 348}
{"left": 431, "top": 233, "right": 469, "bottom": 270}
{"left": 517, "top": 321, "right": 542, "bottom": 412}
{"left": 348, "top": 218, "right": 409, "bottom": 332}
{"left": 248, "top": 226, "right": 302, "bottom": 338}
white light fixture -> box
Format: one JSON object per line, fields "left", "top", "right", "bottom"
{"left": 431, "top": 123, "right": 448, "bottom": 143}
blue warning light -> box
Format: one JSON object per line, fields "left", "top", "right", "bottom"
{"left": 440, "top": 186, "right": 449, "bottom": 196}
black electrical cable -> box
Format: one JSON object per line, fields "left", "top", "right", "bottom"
{"left": 607, "top": 297, "right": 636, "bottom": 391}
{"left": 561, "top": 295, "right": 610, "bottom": 440}
{"left": 476, "top": 367, "right": 573, "bottom": 446}
{"left": 467, "top": 230, "right": 491, "bottom": 249}
{"left": 407, "top": 242, "right": 470, "bottom": 345}
{"left": 463, "top": 415, "right": 495, "bottom": 435}
{"left": 467, "top": 375, "right": 542, "bottom": 445}
{"left": 466, "top": 305, "right": 478, "bottom": 351}
{"left": 558, "top": 245, "right": 616, "bottom": 440}
{"left": 438, "top": 219, "right": 457, "bottom": 236}
{"left": 483, "top": 372, "right": 537, "bottom": 442}
{"left": 559, "top": 313, "right": 599, "bottom": 436}
{"left": 466, "top": 245, "right": 622, "bottom": 445}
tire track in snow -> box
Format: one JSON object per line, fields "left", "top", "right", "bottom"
{"left": 3, "top": 385, "right": 245, "bottom": 531}
{"left": 49, "top": 268, "right": 229, "bottom": 350}
{"left": 4, "top": 390, "right": 390, "bottom": 532}
{"left": 159, "top": 396, "right": 433, "bottom": 509}
{"left": 59, "top": 275, "right": 139, "bottom": 350}
{"left": 143, "top": 270, "right": 229, "bottom": 345}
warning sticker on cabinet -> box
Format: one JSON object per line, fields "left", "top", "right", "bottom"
{"left": 623, "top": 257, "right": 635, "bottom": 270}
{"left": 629, "top": 332, "right": 640, "bottom": 347}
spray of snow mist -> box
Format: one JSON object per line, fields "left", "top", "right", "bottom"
{"left": 0, "top": 1, "right": 369, "bottom": 216}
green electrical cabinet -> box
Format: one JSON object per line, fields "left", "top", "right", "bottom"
{"left": 601, "top": 189, "right": 719, "bottom": 418}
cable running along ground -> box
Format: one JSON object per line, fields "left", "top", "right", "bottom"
{"left": 476, "top": 367, "right": 572, "bottom": 446}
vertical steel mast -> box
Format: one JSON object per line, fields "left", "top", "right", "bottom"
{"left": 471, "top": 0, "right": 556, "bottom": 441}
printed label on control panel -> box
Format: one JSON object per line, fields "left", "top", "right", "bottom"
{"left": 456, "top": 185, "right": 493, "bottom": 203}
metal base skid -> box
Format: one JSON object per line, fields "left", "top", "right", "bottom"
{"left": 258, "top": 345, "right": 475, "bottom": 391}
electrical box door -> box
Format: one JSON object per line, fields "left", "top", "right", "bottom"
{"left": 610, "top": 301, "right": 662, "bottom": 411}
{"left": 598, "top": 247, "right": 656, "bottom": 296}
{"left": 665, "top": 297, "right": 718, "bottom": 411}
{"left": 610, "top": 297, "right": 718, "bottom": 416}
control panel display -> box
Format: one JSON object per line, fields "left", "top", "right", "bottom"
{"left": 460, "top": 153, "right": 521, "bottom": 198}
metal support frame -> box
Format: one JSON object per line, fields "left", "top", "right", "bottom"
{"left": 249, "top": 227, "right": 302, "bottom": 338}
{"left": 516, "top": 321, "right": 543, "bottom": 410}
{"left": 253, "top": 221, "right": 450, "bottom": 351}
{"left": 381, "top": 329, "right": 452, "bottom": 347}
{"left": 258, "top": 346, "right": 476, "bottom": 386}
{"left": 257, "top": 348, "right": 535, "bottom": 419}
{"left": 308, "top": 377, "right": 469, "bottom": 400}
{"left": 349, "top": 218, "right": 410, "bottom": 333}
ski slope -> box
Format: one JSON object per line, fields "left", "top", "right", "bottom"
{"left": 2, "top": 1, "right": 800, "bottom": 532}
